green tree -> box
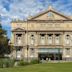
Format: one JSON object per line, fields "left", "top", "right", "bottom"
{"left": 0, "top": 24, "right": 11, "bottom": 57}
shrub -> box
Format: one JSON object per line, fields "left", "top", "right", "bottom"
{"left": 4, "top": 59, "right": 15, "bottom": 67}
{"left": 0, "top": 58, "right": 15, "bottom": 68}
{"left": 30, "top": 59, "right": 40, "bottom": 64}
{"left": 18, "top": 60, "right": 29, "bottom": 66}
{"left": 0, "top": 59, "right": 3, "bottom": 68}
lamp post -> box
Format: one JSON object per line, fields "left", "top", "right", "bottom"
{"left": 26, "top": 20, "right": 29, "bottom": 62}
{"left": 16, "top": 46, "right": 18, "bottom": 61}
{"left": 27, "top": 45, "right": 29, "bottom": 62}
{"left": 58, "top": 48, "right": 60, "bottom": 61}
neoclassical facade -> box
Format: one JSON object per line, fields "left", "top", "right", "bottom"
{"left": 11, "top": 6, "right": 72, "bottom": 61}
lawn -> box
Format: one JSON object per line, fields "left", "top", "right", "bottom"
{"left": 0, "top": 62, "right": 72, "bottom": 72}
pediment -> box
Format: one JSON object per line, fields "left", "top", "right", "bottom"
{"left": 12, "top": 28, "right": 25, "bottom": 32}
{"left": 28, "top": 7, "right": 71, "bottom": 21}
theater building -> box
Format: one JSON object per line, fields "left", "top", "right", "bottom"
{"left": 11, "top": 6, "right": 72, "bottom": 61}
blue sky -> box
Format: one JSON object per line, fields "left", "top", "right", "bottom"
{"left": 0, "top": 0, "right": 72, "bottom": 39}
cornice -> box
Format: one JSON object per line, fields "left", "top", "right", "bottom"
{"left": 11, "top": 20, "right": 27, "bottom": 23}
{"left": 12, "top": 30, "right": 72, "bottom": 32}
{"left": 11, "top": 19, "right": 72, "bottom": 23}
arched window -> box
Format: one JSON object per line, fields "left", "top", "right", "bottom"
{"left": 65, "top": 35, "right": 70, "bottom": 45}
{"left": 48, "top": 34, "right": 53, "bottom": 44}
{"left": 48, "top": 12, "right": 54, "bottom": 19}
{"left": 16, "top": 34, "right": 22, "bottom": 45}
{"left": 40, "top": 34, "right": 45, "bottom": 45}
{"left": 16, "top": 47, "right": 22, "bottom": 60}
{"left": 66, "top": 48, "right": 70, "bottom": 57}
{"left": 48, "top": 12, "right": 53, "bottom": 17}
{"left": 30, "top": 35, "right": 35, "bottom": 45}
{"left": 30, "top": 48, "right": 35, "bottom": 57}
{"left": 55, "top": 34, "right": 60, "bottom": 44}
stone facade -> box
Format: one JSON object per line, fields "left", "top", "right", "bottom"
{"left": 11, "top": 6, "right": 72, "bottom": 61}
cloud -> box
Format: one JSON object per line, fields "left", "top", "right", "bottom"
{"left": 1, "top": 0, "right": 72, "bottom": 19}
{"left": 0, "top": 0, "right": 72, "bottom": 38}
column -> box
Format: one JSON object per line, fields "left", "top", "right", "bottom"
{"left": 38, "top": 33, "right": 41, "bottom": 45}
{"left": 14, "top": 33, "right": 16, "bottom": 46}
{"left": 22, "top": 33, "right": 24, "bottom": 46}
{"left": 53, "top": 33, "right": 55, "bottom": 45}
{"left": 35, "top": 33, "right": 39, "bottom": 59}
{"left": 60, "top": 33, "right": 64, "bottom": 46}
{"left": 45, "top": 34, "right": 48, "bottom": 45}
{"left": 60, "top": 32, "right": 64, "bottom": 60}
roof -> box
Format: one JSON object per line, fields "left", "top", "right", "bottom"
{"left": 12, "top": 28, "right": 25, "bottom": 32}
{"left": 28, "top": 6, "right": 71, "bottom": 20}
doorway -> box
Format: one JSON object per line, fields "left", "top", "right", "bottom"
{"left": 38, "top": 53, "right": 62, "bottom": 60}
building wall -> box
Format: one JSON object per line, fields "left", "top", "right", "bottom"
{"left": 11, "top": 8, "right": 72, "bottom": 61}
{"left": 11, "top": 25, "right": 72, "bottom": 60}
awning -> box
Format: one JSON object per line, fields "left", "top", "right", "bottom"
{"left": 38, "top": 48, "right": 62, "bottom": 53}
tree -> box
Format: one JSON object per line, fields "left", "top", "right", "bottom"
{"left": 0, "top": 24, "right": 11, "bottom": 57}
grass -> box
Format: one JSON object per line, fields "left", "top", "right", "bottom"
{"left": 0, "top": 62, "right": 72, "bottom": 72}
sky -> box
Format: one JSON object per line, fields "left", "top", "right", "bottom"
{"left": 0, "top": 0, "right": 72, "bottom": 39}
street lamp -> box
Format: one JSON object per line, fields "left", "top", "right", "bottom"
{"left": 26, "top": 20, "right": 29, "bottom": 62}
{"left": 15, "top": 46, "right": 17, "bottom": 60}
{"left": 27, "top": 45, "right": 29, "bottom": 62}
{"left": 58, "top": 48, "right": 60, "bottom": 61}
